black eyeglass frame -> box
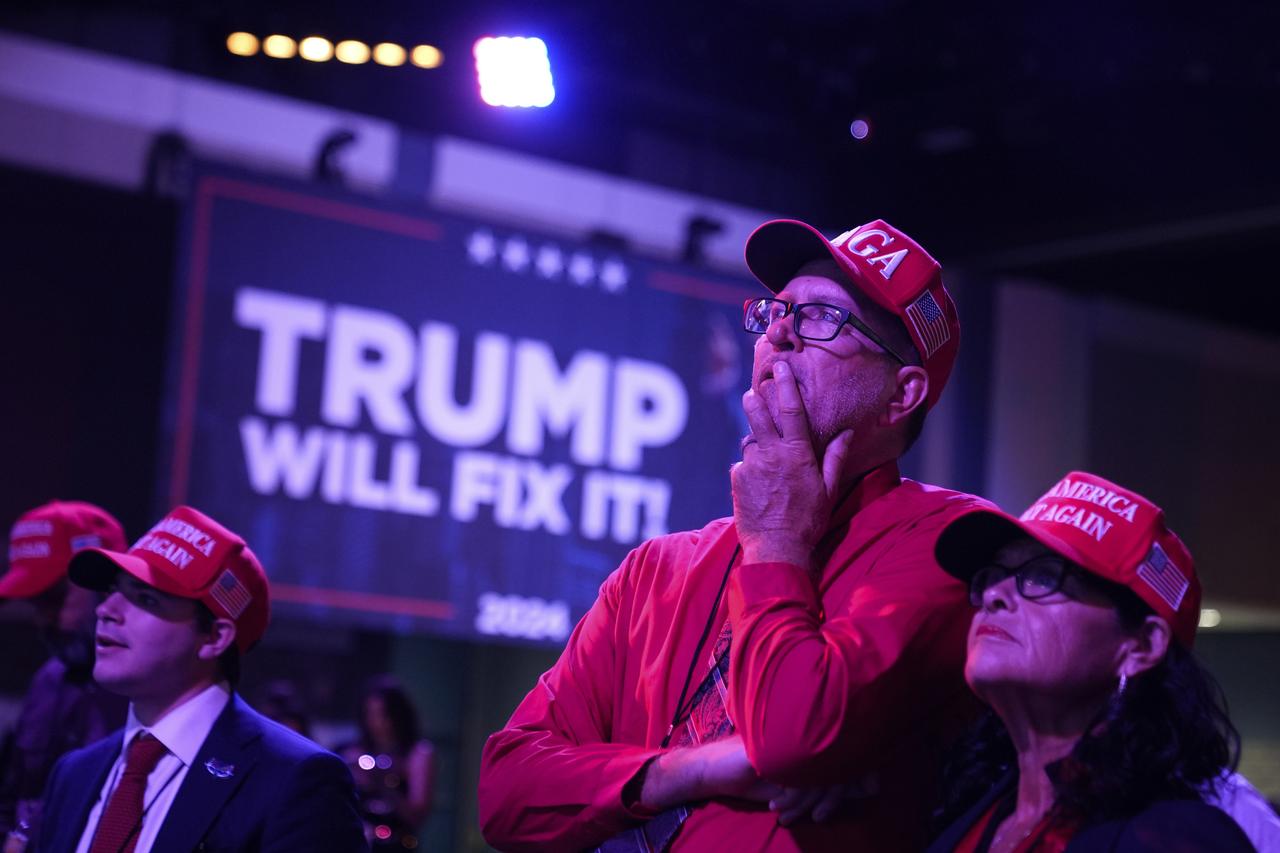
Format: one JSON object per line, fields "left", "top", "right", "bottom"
{"left": 742, "top": 297, "right": 908, "bottom": 364}
{"left": 968, "top": 554, "right": 1088, "bottom": 608}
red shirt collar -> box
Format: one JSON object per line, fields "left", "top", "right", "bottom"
{"left": 828, "top": 460, "right": 902, "bottom": 532}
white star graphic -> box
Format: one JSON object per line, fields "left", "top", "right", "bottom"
{"left": 567, "top": 253, "right": 596, "bottom": 286}
{"left": 467, "top": 230, "right": 497, "bottom": 265}
{"left": 535, "top": 245, "right": 564, "bottom": 279}
{"left": 599, "top": 258, "right": 629, "bottom": 293}
{"left": 502, "top": 236, "right": 531, "bottom": 272}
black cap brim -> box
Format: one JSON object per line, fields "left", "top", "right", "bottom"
{"left": 934, "top": 509, "right": 1029, "bottom": 584}
{"left": 744, "top": 219, "right": 848, "bottom": 292}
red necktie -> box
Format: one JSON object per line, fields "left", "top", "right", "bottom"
{"left": 90, "top": 732, "right": 169, "bottom": 853}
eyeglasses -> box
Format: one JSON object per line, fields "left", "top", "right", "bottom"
{"left": 969, "top": 555, "right": 1081, "bottom": 607}
{"left": 742, "top": 297, "right": 907, "bottom": 364}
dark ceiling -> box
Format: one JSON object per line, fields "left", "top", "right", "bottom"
{"left": 4, "top": 0, "right": 1279, "bottom": 332}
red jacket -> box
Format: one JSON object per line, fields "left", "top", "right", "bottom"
{"left": 480, "top": 463, "right": 990, "bottom": 851}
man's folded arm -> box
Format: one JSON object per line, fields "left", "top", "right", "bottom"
{"left": 728, "top": 507, "right": 975, "bottom": 786}
{"left": 478, "top": 553, "right": 663, "bottom": 852}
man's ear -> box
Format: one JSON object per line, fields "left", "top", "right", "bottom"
{"left": 884, "top": 364, "right": 928, "bottom": 429}
{"left": 197, "top": 617, "right": 238, "bottom": 661}
{"left": 1118, "top": 615, "right": 1172, "bottom": 679}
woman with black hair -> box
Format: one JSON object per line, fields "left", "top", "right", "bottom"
{"left": 341, "top": 675, "right": 436, "bottom": 850}
{"left": 927, "top": 471, "right": 1252, "bottom": 852}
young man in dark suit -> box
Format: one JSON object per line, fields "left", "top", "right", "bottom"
{"left": 33, "top": 505, "right": 367, "bottom": 853}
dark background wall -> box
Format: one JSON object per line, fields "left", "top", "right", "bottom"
{"left": 0, "top": 165, "right": 173, "bottom": 536}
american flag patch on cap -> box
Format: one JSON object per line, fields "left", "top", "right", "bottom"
{"left": 1136, "top": 542, "right": 1189, "bottom": 611}
{"left": 210, "top": 568, "right": 252, "bottom": 619}
{"left": 905, "top": 290, "right": 951, "bottom": 359}
{"left": 70, "top": 534, "right": 102, "bottom": 553}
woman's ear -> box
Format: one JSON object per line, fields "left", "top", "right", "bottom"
{"left": 1119, "top": 615, "right": 1172, "bottom": 679}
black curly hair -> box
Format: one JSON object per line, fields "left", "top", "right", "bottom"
{"left": 934, "top": 575, "right": 1239, "bottom": 832}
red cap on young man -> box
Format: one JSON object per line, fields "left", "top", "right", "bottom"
{"left": 69, "top": 505, "right": 270, "bottom": 652}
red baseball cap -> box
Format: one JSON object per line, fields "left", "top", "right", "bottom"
{"left": 935, "top": 471, "right": 1201, "bottom": 647}
{"left": 744, "top": 218, "right": 960, "bottom": 410}
{"left": 69, "top": 505, "right": 270, "bottom": 653}
{"left": 3, "top": 501, "right": 127, "bottom": 599}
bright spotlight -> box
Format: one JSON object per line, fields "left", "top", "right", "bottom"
{"left": 299, "top": 36, "right": 334, "bottom": 62}
{"left": 262, "top": 35, "right": 297, "bottom": 60}
{"left": 335, "top": 40, "right": 371, "bottom": 64}
{"left": 373, "top": 42, "right": 407, "bottom": 66}
{"left": 411, "top": 44, "right": 443, "bottom": 69}
{"left": 226, "top": 32, "right": 259, "bottom": 57}
{"left": 1199, "top": 608, "right": 1222, "bottom": 629}
{"left": 474, "top": 36, "right": 555, "bottom": 108}
{"left": 850, "top": 118, "right": 871, "bottom": 140}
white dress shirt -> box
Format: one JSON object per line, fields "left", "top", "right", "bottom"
{"left": 1205, "top": 771, "right": 1280, "bottom": 853}
{"left": 74, "top": 682, "right": 232, "bottom": 853}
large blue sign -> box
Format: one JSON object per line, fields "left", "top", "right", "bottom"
{"left": 162, "top": 169, "right": 759, "bottom": 644}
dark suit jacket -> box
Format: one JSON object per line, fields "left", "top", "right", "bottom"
{"left": 34, "top": 694, "right": 368, "bottom": 852}
{"left": 927, "top": 772, "right": 1255, "bottom": 852}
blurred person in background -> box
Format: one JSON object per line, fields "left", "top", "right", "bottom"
{"left": 0, "top": 501, "right": 128, "bottom": 852}
{"left": 928, "top": 471, "right": 1258, "bottom": 851}
{"left": 341, "top": 676, "right": 435, "bottom": 850}
{"left": 257, "top": 680, "right": 312, "bottom": 740}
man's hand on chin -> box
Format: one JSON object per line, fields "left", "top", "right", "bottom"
{"left": 732, "top": 361, "right": 855, "bottom": 569}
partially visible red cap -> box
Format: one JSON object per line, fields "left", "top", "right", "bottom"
{"left": 936, "top": 471, "right": 1201, "bottom": 647}
{"left": 69, "top": 505, "right": 270, "bottom": 653}
{"left": 2, "top": 501, "right": 127, "bottom": 599}
{"left": 744, "top": 218, "right": 960, "bottom": 410}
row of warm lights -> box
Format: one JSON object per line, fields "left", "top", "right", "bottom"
{"left": 226, "top": 32, "right": 442, "bottom": 69}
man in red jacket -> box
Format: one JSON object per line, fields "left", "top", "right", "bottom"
{"left": 479, "top": 218, "right": 992, "bottom": 851}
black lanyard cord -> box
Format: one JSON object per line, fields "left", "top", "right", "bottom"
{"left": 661, "top": 543, "right": 740, "bottom": 749}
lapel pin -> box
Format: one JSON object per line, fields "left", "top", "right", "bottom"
{"left": 204, "top": 758, "right": 236, "bottom": 779}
